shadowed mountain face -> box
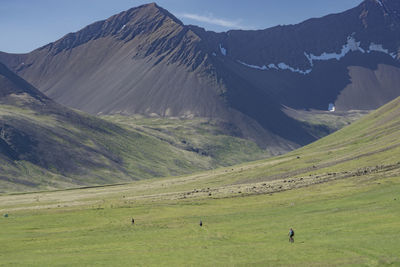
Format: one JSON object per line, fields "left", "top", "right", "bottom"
{"left": 1, "top": 0, "right": 400, "bottom": 153}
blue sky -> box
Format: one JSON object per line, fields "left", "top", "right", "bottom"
{"left": 0, "top": 0, "right": 363, "bottom": 53}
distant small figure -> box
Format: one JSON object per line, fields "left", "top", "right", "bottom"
{"left": 131, "top": 218, "right": 135, "bottom": 225}
{"left": 3, "top": 214, "right": 8, "bottom": 218}
{"left": 289, "top": 228, "right": 295, "bottom": 243}
{"left": 199, "top": 220, "right": 203, "bottom": 227}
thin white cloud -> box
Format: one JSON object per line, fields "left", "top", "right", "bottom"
{"left": 179, "top": 13, "right": 248, "bottom": 29}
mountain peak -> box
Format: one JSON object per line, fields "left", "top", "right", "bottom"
{"left": 41, "top": 3, "right": 183, "bottom": 55}
{"left": 122, "top": 2, "right": 183, "bottom": 26}
{"left": 142, "top": 2, "right": 162, "bottom": 9}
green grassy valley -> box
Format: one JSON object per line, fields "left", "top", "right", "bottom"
{"left": 1, "top": 96, "right": 400, "bottom": 266}
{"left": 1, "top": 172, "right": 398, "bottom": 266}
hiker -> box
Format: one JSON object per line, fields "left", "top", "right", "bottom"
{"left": 131, "top": 218, "right": 135, "bottom": 225}
{"left": 199, "top": 220, "right": 203, "bottom": 227}
{"left": 288, "top": 228, "right": 295, "bottom": 243}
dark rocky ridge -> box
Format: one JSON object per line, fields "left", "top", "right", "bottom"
{"left": 1, "top": 0, "right": 400, "bottom": 153}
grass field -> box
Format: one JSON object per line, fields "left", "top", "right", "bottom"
{"left": 1, "top": 170, "right": 399, "bottom": 266}
{"left": 1, "top": 97, "right": 400, "bottom": 266}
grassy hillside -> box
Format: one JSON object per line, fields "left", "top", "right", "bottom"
{"left": 0, "top": 100, "right": 216, "bottom": 192}
{"left": 0, "top": 102, "right": 272, "bottom": 193}
{"left": 103, "top": 115, "right": 271, "bottom": 166}
{"left": 1, "top": 97, "right": 400, "bottom": 265}
{"left": 284, "top": 107, "right": 369, "bottom": 138}
{"left": 103, "top": 112, "right": 368, "bottom": 166}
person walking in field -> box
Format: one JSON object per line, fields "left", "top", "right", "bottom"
{"left": 288, "top": 228, "right": 295, "bottom": 243}
{"left": 131, "top": 218, "right": 135, "bottom": 225}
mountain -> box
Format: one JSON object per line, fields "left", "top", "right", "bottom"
{"left": 1, "top": 0, "right": 399, "bottom": 153}
{"left": 0, "top": 62, "right": 271, "bottom": 192}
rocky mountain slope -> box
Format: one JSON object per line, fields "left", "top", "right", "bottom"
{"left": 1, "top": 0, "right": 399, "bottom": 153}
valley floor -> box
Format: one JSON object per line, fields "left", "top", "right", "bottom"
{"left": 1, "top": 165, "right": 399, "bottom": 266}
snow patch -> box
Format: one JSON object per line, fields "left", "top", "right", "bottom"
{"left": 376, "top": 0, "right": 383, "bottom": 7}
{"left": 369, "top": 43, "right": 388, "bottom": 53}
{"left": 368, "top": 43, "right": 397, "bottom": 58}
{"left": 305, "top": 36, "right": 397, "bottom": 64}
{"left": 219, "top": 44, "right": 227, "bottom": 56}
{"left": 277, "top": 63, "right": 312, "bottom": 75}
{"left": 212, "top": 52, "right": 217, "bottom": 57}
{"left": 305, "top": 36, "right": 365, "bottom": 63}
{"left": 268, "top": 63, "right": 278, "bottom": 70}
{"left": 238, "top": 61, "right": 267, "bottom": 70}
{"left": 238, "top": 60, "right": 311, "bottom": 75}
{"left": 238, "top": 36, "right": 397, "bottom": 75}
